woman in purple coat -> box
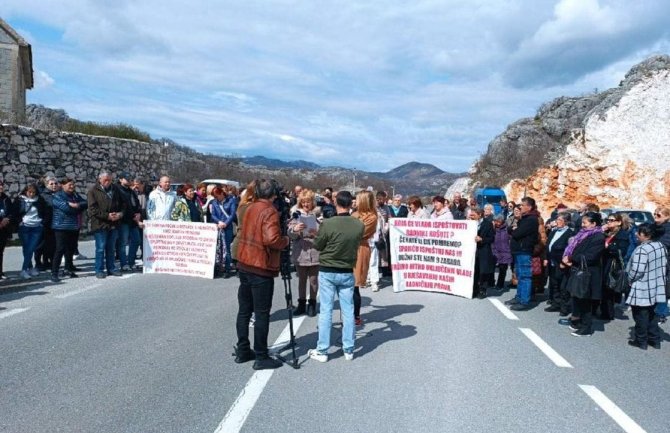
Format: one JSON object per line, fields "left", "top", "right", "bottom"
{"left": 491, "top": 214, "right": 513, "bottom": 291}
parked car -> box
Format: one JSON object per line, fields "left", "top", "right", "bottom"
{"left": 200, "top": 178, "right": 240, "bottom": 189}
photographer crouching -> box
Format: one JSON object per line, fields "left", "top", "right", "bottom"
{"left": 233, "top": 179, "right": 289, "bottom": 370}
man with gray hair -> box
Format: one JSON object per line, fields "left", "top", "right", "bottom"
{"left": 88, "top": 171, "right": 125, "bottom": 279}
{"left": 147, "top": 175, "right": 176, "bottom": 220}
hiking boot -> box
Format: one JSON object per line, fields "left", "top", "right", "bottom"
{"left": 252, "top": 357, "right": 283, "bottom": 370}
{"left": 307, "top": 300, "right": 317, "bottom": 317}
{"left": 293, "top": 299, "right": 306, "bottom": 316}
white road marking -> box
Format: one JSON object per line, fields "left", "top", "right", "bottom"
{"left": 119, "top": 274, "right": 136, "bottom": 279}
{"left": 0, "top": 307, "right": 30, "bottom": 320}
{"left": 55, "top": 284, "right": 102, "bottom": 299}
{"left": 579, "top": 385, "right": 647, "bottom": 433}
{"left": 489, "top": 298, "right": 519, "bottom": 320}
{"left": 519, "top": 328, "right": 573, "bottom": 368}
{"left": 214, "top": 316, "right": 306, "bottom": 433}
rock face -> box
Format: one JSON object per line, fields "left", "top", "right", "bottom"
{"left": 472, "top": 55, "right": 670, "bottom": 214}
{"left": 506, "top": 56, "right": 670, "bottom": 211}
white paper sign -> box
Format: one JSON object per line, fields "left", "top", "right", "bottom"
{"left": 143, "top": 221, "right": 218, "bottom": 279}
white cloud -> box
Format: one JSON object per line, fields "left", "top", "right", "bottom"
{"left": 33, "top": 70, "right": 55, "bottom": 89}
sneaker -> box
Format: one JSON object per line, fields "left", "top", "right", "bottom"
{"left": 371, "top": 284, "right": 379, "bottom": 292}
{"left": 109, "top": 270, "right": 122, "bottom": 277}
{"left": 308, "top": 349, "right": 328, "bottom": 363}
{"left": 568, "top": 324, "right": 580, "bottom": 332}
{"left": 96, "top": 273, "right": 107, "bottom": 279}
{"left": 29, "top": 267, "right": 40, "bottom": 277}
{"left": 20, "top": 270, "right": 31, "bottom": 280}
{"left": 504, "top": 297, "right": 520, "bottom": 306}
{"left": 344, "top": 351, "right": 354, "bottom": 361}
{"left": 50, "top": 274, "right": 61, "bottom": 283}
{"left": 121, "top": 265, "right": 131, "bottom": 272}
{"left": 571, "top": 329, "right": 592, "bottom": 337}
{"left": 509, "top": 303, "right": 531, "bottom": 311}
{"left": 74, "top": 254, "right": 88, "bottom": 260}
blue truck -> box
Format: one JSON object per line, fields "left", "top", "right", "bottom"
{"left": 474, "top": 187, "right": 507, "bottom": 215}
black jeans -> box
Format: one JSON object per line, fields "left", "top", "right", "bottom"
{"left": 631, "top": 305, "right": 661, "bottom": 345}
{"left": 236, "top": 270, "right": 274, "bottom": 358}
{"left": 354, "top": 286, "right": 361, "bottom": 318}
{"left": 573, "top": 297, "right": 595, "bottom": 333}
{"left": 52, "top": 230, "right": 79, "bottom": 275}
{"left": 35, "top": 227, "right": 56, "bottom": 266}
{"left": 496, "top": 264, "right": 509, "bottom": 289}
{"left": 0, "top": 229, "right": 8, "bottom": 275}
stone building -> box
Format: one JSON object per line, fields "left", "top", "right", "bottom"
{"left": 0, "top": 17, "right": 33, "bottom": 123}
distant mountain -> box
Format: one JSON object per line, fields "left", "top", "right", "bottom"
{"left": 242, "top": 156, "right": 321, "bottom": 170}
{"left": 372, "top": 162, "right": 445, "bottom": 180}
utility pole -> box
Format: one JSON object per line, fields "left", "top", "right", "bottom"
{"left": 352, "top": 168, "right": 356, "bottom": 191}
{"left": 392, "top": 185, "right": 395, "bottom": 197}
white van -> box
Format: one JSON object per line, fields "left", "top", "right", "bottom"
{"left": 200, "top": 179, "right": 241, "bottom": 189}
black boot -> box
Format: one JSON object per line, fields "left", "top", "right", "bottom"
{"left": 233, "top": 345, "right": 256, "bottom": 363}
{"left": 307, "top": 299, "right": 317, "bottom": 317}
{"left": 293, "top": 299, "right": 307, "bottom": 316}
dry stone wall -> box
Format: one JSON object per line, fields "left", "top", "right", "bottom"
{"left": 0, "top": 124, "right": 170, "bottom": 194}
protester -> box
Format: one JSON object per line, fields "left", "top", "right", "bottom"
{"left": 543, "top": 212, "right": 573, "bottom": 314}
{"left": 132, "top": 178, "right": 148, "bottom": 261}
{"left": 389, "top": 194, "right": 409, "bottom": 218}
{"left": 288, "top": 188, "right": 321, "bottom": 317}
{"left": 483, "top": 204, "right": 495, "bottom": 222}
{"left": 0, "top": 180, "right": 14, "bottom": 280}
{"left": 183, "top": 183, "right": 204, "bottom": 222}
{"left": 367, "top": 201, "right": 385, "bottom": 292}
{"left": 147, "top": 175, "right": 176, "bottom": 220}
{"left": 376, "top": 191, "right": 391, "bottom": 277}
{"left": 626, "top": 223, "right": 667, "bottom": 350}
{"left": 209, "top": 186, "right": 230, "bottom": 278}
{"left": 470, "top": 208, "right": 495, "bottom": 299}
{"left": 491, "top": 214, "right": 512, "bottom": 292}
{"left": 599, "top": 212, "right": 632, "bottom": 320}
{"left": 352, "top": 190, "right": 378, "bottom": 326}
{"left": 449, "top": 192, "right": 466, "bottom": 220}
{"left": 171, "top": 186, "right": 191, "bottom": 222}
{"left": 88, "top": 171, "right": 125, "bottom": 279}
{"left": 407, "top": 196, "right": 429, "bottom": 219}
{"left": 653, "top": 207, "right": 670, "bottom": 323}
{"left": 16, "top": 184, "right": 46, "bottom": 279}
{"left": 309, "top": 191, "right": 364, "bottom": 363}
{"left": 35, "top": 176, "right": 58, "bottom": 271}
{"left": 431, "top": 196, "right": 453, "bottom": 220}
{"left": 320, "top": 188, "right": 336, "bottom": 219}
{"left": 231, "top": 182, "right": 257, "bottom": 264}
{"left": 233, "top": 179, "right": 289, "bottom": 370}
{"left": 116, "top": 172, "right": 142, "bottom": 271}
{"left": 505, "top": 197, "right": 539, "bottom": 311}
{"left": 50, "top": 178, "right": 88, "bottom": 282}
{"left": 560, "top": 212, "right": 605, "bottom": 337}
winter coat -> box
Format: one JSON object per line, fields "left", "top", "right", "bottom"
{"left": 389, "top": 205, "right": 409, "bottom": 218}
{"left": 352, "top": 211, "right": 378, "bottom": 287}
{"left": 0, "top": 193, "right": 15, "bottom": 236}
{"left": 40, "top": 189, "right": 56, "bottom": 228}
{"left": 492, "top": 224, "right": 513, "bottom": 265}
{"left": 408, "top": 207, "right": 430, "bottom": 219}
{"left": 567, "top": 232, "right": 606, "bottom": 300}
{"left": 16, "top": 195, "right": 47, "bottom": 227}
{"left": 476, "top": 219, "right": 496, "bottom": 274}
{"left": 87, "top": 183, "right": 125, "bottom": 232}
{"left": 509, "top": 213, "right": 539, "bottom": 255}
{"left": 117, "top": 184, "right": 141, "bottom": 225}
{"left": 657, "top": 221, "right": 670, "bottom": 250}
{"left": 546, "top": 227, "right": 573, "bottom": 264}
{"left": 52, "top": 190, "right": 88, "bottom": 230}
{"left": 236, "top": 199, "right": 289, "bottom": 278}
{"left": 288, "top": 208, "right": 320, "bottom": 267}
{"left": 626, "top": 240, "right": 667, "bottom": 306}
{"left": 602, "top": 228, "right": 631, "bottom": 287}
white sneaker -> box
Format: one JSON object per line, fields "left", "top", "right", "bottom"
{"left": 20, "top": 270, "right": 32, "bottom": 280}
{"left": 29, "top": 267, "right": 40, "bottom": 276}
{"left": 371, "top": 284, "right": 379, "bottom": 292}
{"left": 308, "top": 349, "right": 328, "bottom": 363}
{"left": 344, "top": 352, "right": 354, "bottom": 361}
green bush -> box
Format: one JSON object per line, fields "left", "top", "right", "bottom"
{"left": 62, "top": 119, "right": 152, "bottom": 142}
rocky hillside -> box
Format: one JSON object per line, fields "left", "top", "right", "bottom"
{"left": 470, "top": 55, "right": 670, "bottom": 212}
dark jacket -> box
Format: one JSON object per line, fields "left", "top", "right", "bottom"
{"left": 16, "top": 195, "right": 47, "bottom": 226}
{"left": 236, "top": 199, "right": 289, "bottom": 278}
{"left": 117, "top": 184, "right": 141, "bottom": 225}
{"left": 87, "top": 183, "right": 125, "bottom": 232}
{"left": 389, "top": 205, "right": 409, "bottom": 218}
{"left": 52, "top": 190, "right": 88, "bottom": 230}
{"left": 40, "top": 189, "right": 57, "bottom": 229}
{"left": 0, "top": 193, "right": 15, "bottom": 235}
{"left": 546, "top": 227, "right": 573, "bottom": 263}
{"left": 476, "top": 219, "right": 496, "bottom": 274}
{"left": 569, "top": 232, "right": 606, "bottom": 300}
{"left": 509, "top": 213, "right": 539, "bottom": 255}
{"left": 492, "top": 224, "right": 513, "bottom": 265}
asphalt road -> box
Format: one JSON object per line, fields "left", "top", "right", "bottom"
{"left": 1, "top": 241, "right": 669, "bottom": 433}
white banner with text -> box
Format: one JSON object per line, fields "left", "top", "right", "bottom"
{"left": 389, "top": 218, "right": 477, "bottom": 299}
{"left": 143, "top": 221, "right": 218, "bottom": 279}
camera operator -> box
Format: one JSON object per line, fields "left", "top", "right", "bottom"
{"left": 233, "top": 179, "right": 289, "bottom": 370}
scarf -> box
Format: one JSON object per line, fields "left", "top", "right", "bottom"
{"left": 564, "top": 226, "right": 602, "bottom": 258}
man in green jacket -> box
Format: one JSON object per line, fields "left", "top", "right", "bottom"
{"left": 309, "top": 191, "right": 364, "bottom": 363}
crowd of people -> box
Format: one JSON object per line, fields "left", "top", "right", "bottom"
{"left": 1, "top": 174, "right": 669, "bottom": 369}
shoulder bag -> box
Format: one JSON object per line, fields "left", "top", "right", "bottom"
{"left": 566, "top": 256, "right": 591, "bottom": 299}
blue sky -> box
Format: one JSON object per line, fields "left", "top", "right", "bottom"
{"left": 2, "top": 0, "right": 669, "bottom": 172}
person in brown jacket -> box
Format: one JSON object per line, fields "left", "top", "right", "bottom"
{"left": 233, "top": 179, "right": 289, "bottom": 370}
{"left": 87, "top": 171, "right": 125, "bottom": 279}
{"left": 352, "top": 190, "right": 378, "bottom": 326}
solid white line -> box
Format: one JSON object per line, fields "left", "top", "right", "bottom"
{"left": 519, "top": 328, "right": 573, "bottom": 368}
{"left": 0, "top": 307, "right": 30, "bottom": 320}
{"left": 269, "top": 316, "right": 306, "bottom": 353}
{"left": 489, "top": 298, "right": 519, "bottom": 320}
{"left": 579, "top": 385, "right": 647, "bottom": 433}
{"left": 214, "top": 316, "right": 306, "bottom": 433}
{"left": 55, "top": 284, "right": 102, "bottom": 299}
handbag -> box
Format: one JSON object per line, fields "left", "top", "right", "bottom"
{"left": 531, "top": 257, "right": 543, "bottom": 276}
{"left": 607, "top": 251, "right": 630, "bottom": 295}
{"left": 566, "top": 256, "right": 591, "bottom": 299}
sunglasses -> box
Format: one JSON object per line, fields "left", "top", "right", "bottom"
{"left": 655, "top": 213, "right": 663, "bottom": 217}
{"left": 607, "top": 219, "right": 617, "bottom": 222}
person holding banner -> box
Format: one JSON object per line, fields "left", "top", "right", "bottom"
{"left": 352, "top": 190, "right": 378, "bottom": 326}
{"left": 431, "top": 196, "right": 453, "bottom": 220}
{"left": 407, "top": 196, "right": 429, "bottom": 219}
{"left": 147, "top": 176, "right": 176, "bottom": 221}
{"left": 470, "top": 208, "right": 495, "bottom": 299}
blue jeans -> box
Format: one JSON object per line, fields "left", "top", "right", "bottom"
{"left": 18, "top": 225, "right": 43, "bottom": 271}
{"left": 224, "top": 227, "right": 233, "bottom": 272}
{"left": 514, "top": 254, "right": 532, "bottom": 305}
{"left": 655, "top": 301, "right": 669, "bottom": 318}
{"left": 317, "top": 271, "right": 355, "bottom": 355}
{"left": 118, "top": 224, "right": 140, "bottom": 267}
{"left": 94, "top": 229, "right": 119, "bottom": 274}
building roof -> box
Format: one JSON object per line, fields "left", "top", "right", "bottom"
{"left": 0, "top": 17, "right": 34, "bottom": 89}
